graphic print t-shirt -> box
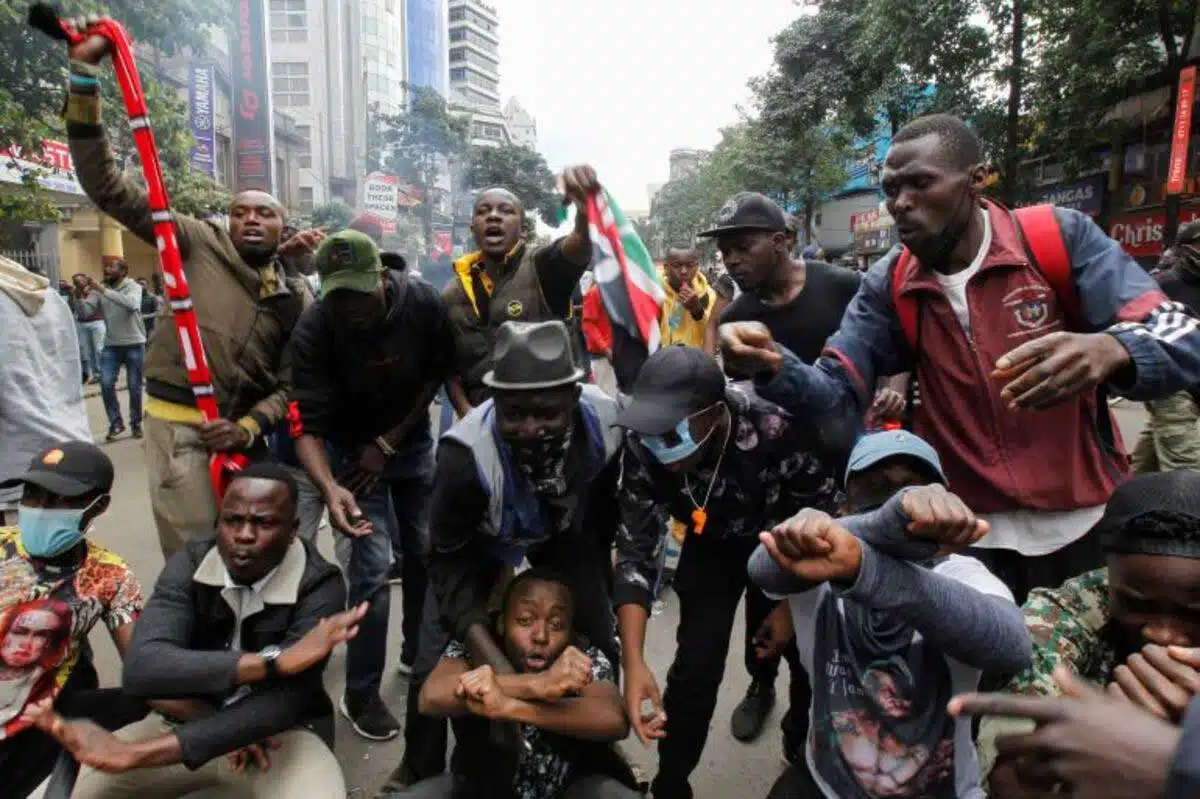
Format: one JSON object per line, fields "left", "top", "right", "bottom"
{"left": 0, "top": 527, "right": 143, "bottom": 739}
{"left": 789, "top": 555, "right": 1005, "bottom": 799}
{"left": 442, "top": 638, "right": 614, "bottom": 799}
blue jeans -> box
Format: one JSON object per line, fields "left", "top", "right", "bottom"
{"left": 77, "top": 320, "right": 106, "bottom": 380}
{"left": 99, "top": 344, "right": 144, "bottom": 430}
{"left": 335, "top": 440, "right": 434, "bottom": 700}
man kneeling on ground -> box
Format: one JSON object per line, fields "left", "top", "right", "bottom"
{"left": 34, "top": 463, "right": 367, "bottom": 799}
{"left": 389, "top": 567, "right": 638, "bottom": 799}
{"left": 749, "top": 430, "right": 1033, "bottom": 798}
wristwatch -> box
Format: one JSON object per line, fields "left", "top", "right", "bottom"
{"left": 259, "top": 645, "right": 283, "bottom": 679}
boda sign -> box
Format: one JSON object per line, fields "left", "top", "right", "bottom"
{"left": 1109, "top": 208, "right": 1200, "bottom": 257}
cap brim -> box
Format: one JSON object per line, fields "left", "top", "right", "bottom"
{"left": 696, "top": 224, "right": 780, "bottom": 239}
{"left": 614, "top": 394, "right": 694, "bottom": 435}
{"left": 318, "top": 269, "right": 383, "bottom": 298}
{"left": 845, "top": 450, "right": 946, "bottom": 484}
{"left": 0, "top": 472, "right": 95, "bottom": 498}
{"left": 482, "top": 368, "right": 585, "bottom": 391}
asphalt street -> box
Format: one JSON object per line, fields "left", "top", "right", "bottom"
{"left": 73, "top": 391, "right": 1150, "bottom": 798}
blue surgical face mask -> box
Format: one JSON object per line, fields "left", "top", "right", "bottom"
{"left": 642, "top": 409, "right": 718, "bottom": 465}
{"left": 18, "top": 498, "right": 100, "bottom": 558}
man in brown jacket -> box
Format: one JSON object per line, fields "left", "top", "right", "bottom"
{"left": 63, "top": 26, "right": 322, "bottom": 555}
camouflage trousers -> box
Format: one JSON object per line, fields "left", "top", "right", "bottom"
{"left": 1131, "top": 391, "right": 1200, "bottom": 474}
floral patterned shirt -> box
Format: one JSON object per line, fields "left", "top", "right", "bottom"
{"left": 0, "top": 527, "right": 143, "bottom": 739}
{"left": 442, "top": 639, "right": 614, "bottom": 799}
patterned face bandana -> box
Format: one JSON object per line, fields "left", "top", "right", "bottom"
{"left": 508, "top": 423, "right": 575, "bottom": 496}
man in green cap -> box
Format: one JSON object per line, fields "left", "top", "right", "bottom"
{"left": 290, "top": 229, "right": 456, "bottom": 740}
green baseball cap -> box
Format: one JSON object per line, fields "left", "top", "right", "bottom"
{"left": 315, "top": 229, "right": 384, "bottom": 297}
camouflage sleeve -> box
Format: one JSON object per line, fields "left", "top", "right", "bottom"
{"left": 977, "top": 568, "right": 1113, "bottom": 781}
{"left": 1003, "top": 567, "right": 1113, "bottom": 696}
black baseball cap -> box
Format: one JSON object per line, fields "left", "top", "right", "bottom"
{"left": 697, "top": 192, "right": 789, "bottom": 238}
{"left": 0, "top": 441, "right": 115, "bottom": 498}
{"left": 615, "top": 345, "right": 727, "bottom": 435}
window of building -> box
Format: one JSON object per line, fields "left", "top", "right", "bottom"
{"left": 450, "top": 67, "right": 467, "bottom": 82}
{"left": 299, "top": 186, "right": 314, "bottom": 212}
{"left": 449, "top": 47, "right": 465, "bottom": 62}
{"left": 449, "top": 7, "right": 465, "bottom": 21}
{"left": 272, "top": 62, "right": 310, "bottom": 108}
{"left": 295, "top": 124, "right": 311, "bottom": 168}
{"left": 450, "top": 29, "right": 466, "bottom": 42}
{"left": 269, "top": 0, "right": 307, "bottom": 43}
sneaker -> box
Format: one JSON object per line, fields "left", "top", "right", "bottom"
{"left": 388, "top": 560, "right": 403, "bottom": 585}
{"left": 131, "top": 427, "right": 144, "bottom": 440}
{"left": 105, "top": 423, "right": 126, "bottom": 442}
{"left": 340, "top": 693, "right": 400, "bottom": 741}
{"left": 730, "top": 680, "right": 776, "bottom": 742}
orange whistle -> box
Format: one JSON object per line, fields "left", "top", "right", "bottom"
{"left": 691, "top": 508, "right": 707, "bottom": 535}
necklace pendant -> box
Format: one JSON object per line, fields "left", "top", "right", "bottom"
{"left": 691, "top": 508, "right": 707, "bottom": 535}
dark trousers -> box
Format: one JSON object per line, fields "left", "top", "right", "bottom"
{"left": 336, "top": 446, "right": 433, "bottom": 701}
{"left": 99, "top": 343, "right": 144, "bottom": 430}
{"left": 400, "top": 525, "right": 619, "bottom": 783}
{"left": 2, "top": 661, "right": 147, "bottom": 799}
{"left": 652, "top": 536, "right": 808, "bottom": 799}
{"left": 390, "top": 477, "right": 430, "bottom": 666}
{"left": 971, "top": 529, "right": 1106, "bottom": 607}
{"left": 765, "top": 764, "right": 824, "bottom": 799}
{"left": 385, "top": 772, "right": 641, "bottom": 798}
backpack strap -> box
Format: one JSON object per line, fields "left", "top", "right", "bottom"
{"left": 1012, "top": 204, "right": 1081, "bottom": 327}
{"left": 891, "top": 248, "right": 918, "bottom": 350}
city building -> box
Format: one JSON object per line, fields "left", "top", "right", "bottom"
{"left": 0, "top": 28, "right": 310, "bottom": 285}
{"left": 504, "top": 98, "right": 537, "bottom": 149}
{"left": 360, "top": 0, "right": 407, "bottom": 116}
{"left": 668, "top": 148, "right": 707, "bottom": 180}
{"left": 267, "top": 0, "right": 365, "bottom": 210}
{"left": 448, "top": 0, "right": 500, "bottom": 111}
{"left": 453, "top": 101, "right": 512, "bottom": 148}
{"left": 406, "top": 0, "right": 447, "bottom": 95}
{"left": 812, "top": 124, "right": 892, "bottom": 259}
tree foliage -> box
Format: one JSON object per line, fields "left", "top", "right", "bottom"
{"left": 747, "top": 0, "right": 1198, "bottom": 211}
{"left": 0, "top": 0, "right": 226, "bottom": 220}
{"left": 465, "top": 143, "right": 559, "bottom": 224}
{"left": 372, "top": 86, "right": 469, "bottom": 252}
{"left": 310, "top": 201, "right": 356, "bottom": 232}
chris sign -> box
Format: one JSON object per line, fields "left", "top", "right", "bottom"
{"left": 1109, "top": 208, "right": 1200, "bottom": 258}
{"left": 1035, "top": 176, "right": 1104, "bottom": 216}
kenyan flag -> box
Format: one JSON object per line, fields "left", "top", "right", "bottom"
{"left": 582, "top": 189, "right": 665, "bottom": 352}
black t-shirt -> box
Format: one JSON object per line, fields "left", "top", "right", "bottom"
{"left": 720, "top": 260, "right": 861, "bottom": 366}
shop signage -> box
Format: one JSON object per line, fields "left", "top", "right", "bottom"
{"left": 1109, "top": 207, "right": 1200, "bottom": 257}
{"left": 1035, "top": 175, "right": 1105, "bottom": 215}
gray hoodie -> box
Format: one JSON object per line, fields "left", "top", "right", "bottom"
{"left": 0, "top": 257, "right": 93, "bottom": 506}
{"left": 81, "top": 276, "right": 146, "bottom": 346}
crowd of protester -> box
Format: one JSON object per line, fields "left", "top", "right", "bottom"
{"left": 7, "top": 19, "right": 1200, "bottom": 799}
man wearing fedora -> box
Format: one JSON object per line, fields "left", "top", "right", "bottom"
{"left": 391, "top": 319, "right": 624, "bottom": 787}
{"left": 290, "top": 229, "right": 456, "bottom": 742}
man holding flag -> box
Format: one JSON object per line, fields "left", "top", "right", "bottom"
{"left": 442, "top": 168, "right": 601, "bottom": 419}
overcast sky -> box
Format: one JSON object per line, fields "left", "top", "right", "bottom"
{"left": 497, "top": 0, "right": 803, "bottom": 212}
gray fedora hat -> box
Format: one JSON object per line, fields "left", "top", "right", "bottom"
{"left": 483, "top": 320, "right": 585, "bottom": 391}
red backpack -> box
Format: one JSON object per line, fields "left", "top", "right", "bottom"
{"left": 889, "top": 204, "right": 1081, "bottom": 349}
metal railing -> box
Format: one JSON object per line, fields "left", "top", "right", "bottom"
{"left": 1, "top": 249, "right": 58, "bottom": 277}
